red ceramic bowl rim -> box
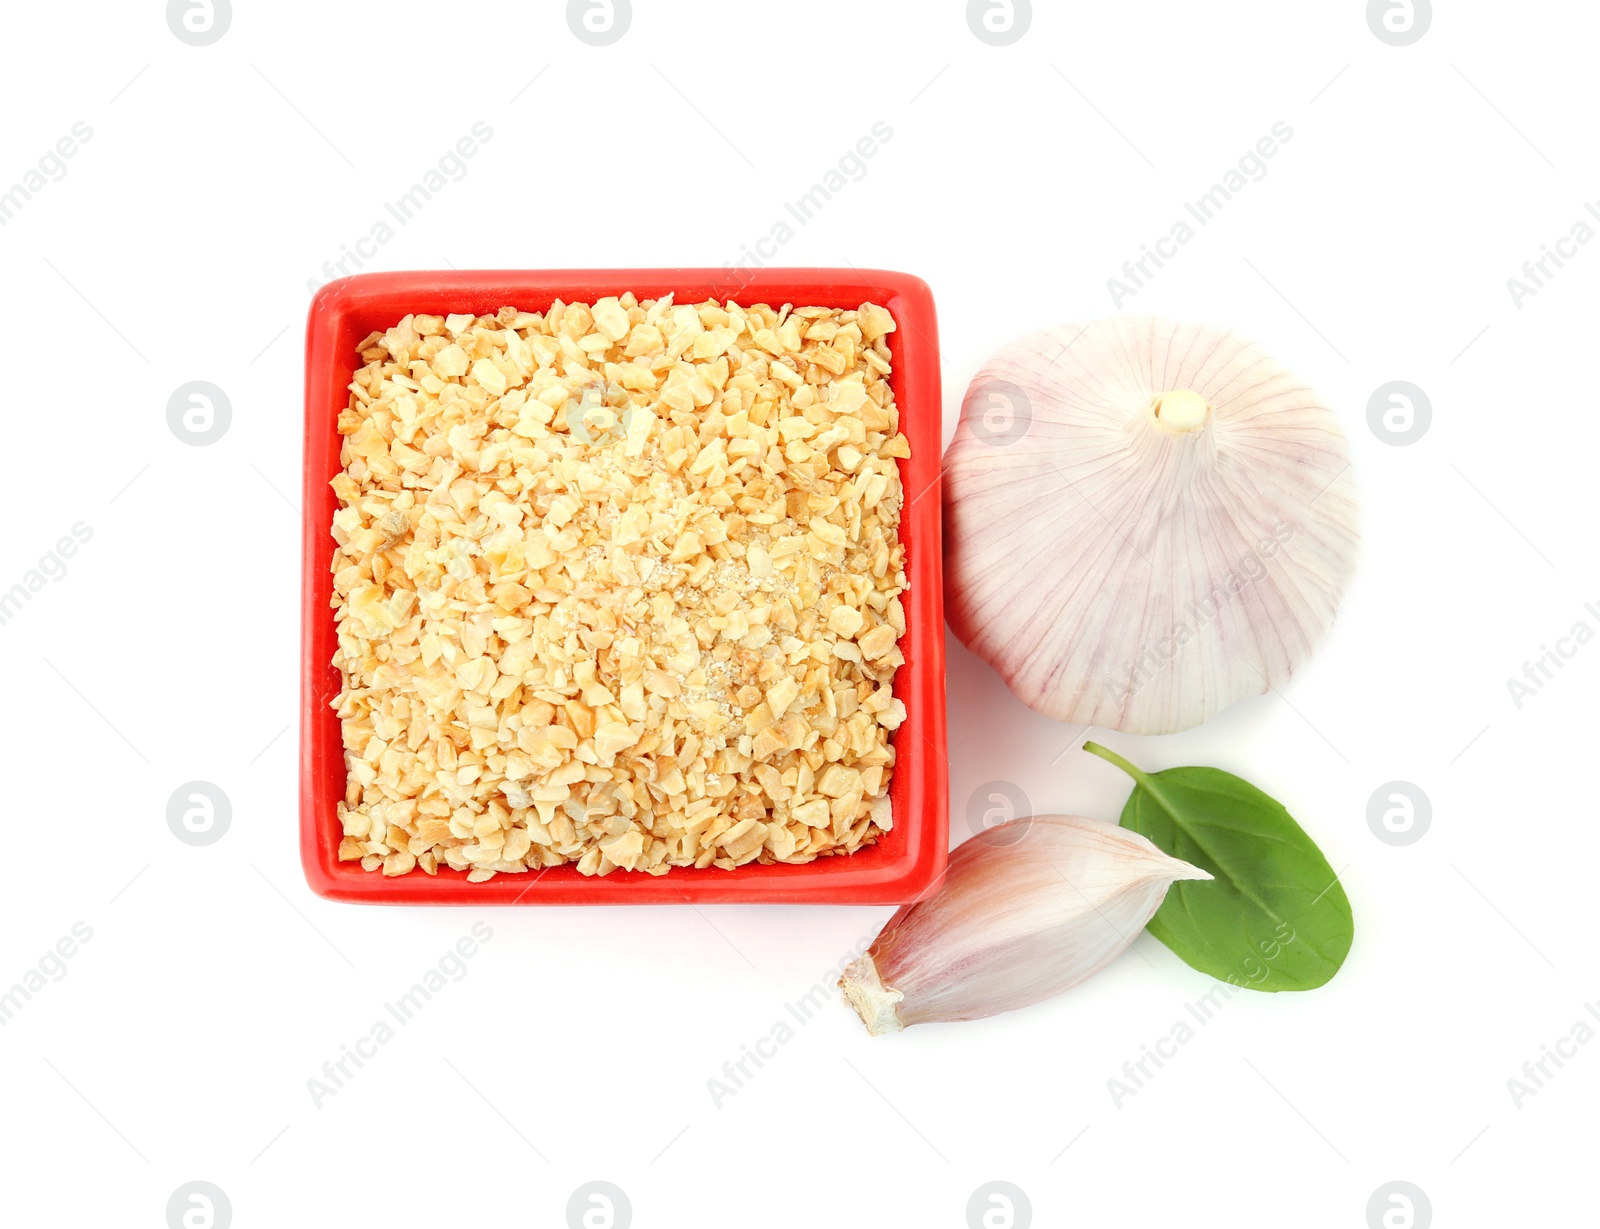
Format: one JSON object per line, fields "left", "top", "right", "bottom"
{"left": 300, "top": 268, "right": 947, "bottom": 904}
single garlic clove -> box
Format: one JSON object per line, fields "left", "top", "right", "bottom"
{"left": 943, "top": 316, "right": 1360, "bottom": 735}
{"left": 838, "top": 815, "right": 1211, "bottom": 1033}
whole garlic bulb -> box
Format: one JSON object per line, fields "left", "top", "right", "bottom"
{"left": 943, "top": 317, "right": 1359, "bottom": 735}
{"left": 838, "top": 815, "right": 1210, "bottom": 1034}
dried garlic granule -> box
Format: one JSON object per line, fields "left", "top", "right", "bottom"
{"left": 328, "top": 295, "right": 910, "bottom": 880}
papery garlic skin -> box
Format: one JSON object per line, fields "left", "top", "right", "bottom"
{"left": 838, "top": 816, "right": 1210, "bottom": 1034}
{"left": 943, "top": 317, "right": 1360, "bottom": 735}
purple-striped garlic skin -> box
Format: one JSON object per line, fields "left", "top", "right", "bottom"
{"left": 839, "top": 815, "right": 1210, "bottom": 1033}
{"left": 943, "top": 316, "right": 1359, "bottom": 735}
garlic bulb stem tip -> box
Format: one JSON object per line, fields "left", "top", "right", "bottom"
{"left": 1151, "top": 388, "right": 1211, "bottom": 433}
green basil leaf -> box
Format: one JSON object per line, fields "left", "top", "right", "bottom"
{"left": 1083, "top": 741, "right": 1352, "bottom": 992}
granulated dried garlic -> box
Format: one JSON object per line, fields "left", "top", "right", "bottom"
{"left": 328, "top": 296, "right": 909, "bottom": 879}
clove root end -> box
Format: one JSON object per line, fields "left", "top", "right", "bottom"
{"left": 838, "top": 954, "right": 905, "bottom": 1036}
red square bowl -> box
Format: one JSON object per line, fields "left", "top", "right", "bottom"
{"left": 301, "top": 269, "right": 947, "bottom": 904}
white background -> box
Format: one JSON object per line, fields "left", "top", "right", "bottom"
{"left": 1, "top": 2, "right": 1592, "bottom": 1226}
